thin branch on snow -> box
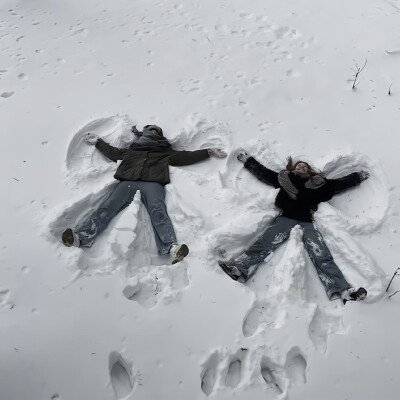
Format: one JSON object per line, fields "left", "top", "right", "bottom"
{"left": 386, "top": 267, "right": 400, "bottom": 292}
{"left": 389, "top": 290, "right": 400, "bottom": 299}
{"left": 385, "top": 49, "right": 400, "bottom": 55}
{"left": 388, "top": 83, "right": 393, "bottom": 95}
{"left": 351, "top": 58, "right": 367, "bottom": 89}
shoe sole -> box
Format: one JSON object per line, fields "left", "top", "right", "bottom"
{"left": 171, "top": 244, "right": 189, "bottom": 264}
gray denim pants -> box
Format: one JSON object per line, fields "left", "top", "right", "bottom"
{"left": 232, "top": 216, "right": 351, "bottom": 299}
{"left": 75, "top": 181, "right": 177, "bottom": 254}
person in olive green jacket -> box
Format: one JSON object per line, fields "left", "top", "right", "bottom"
{"left": 62, "top": 125, "right": 227, "bottom": 264}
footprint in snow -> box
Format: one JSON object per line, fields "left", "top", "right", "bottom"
{"left": 200, "top": 348, "right": 248, "bottom": 395}
{"left": 200, "top": 352, "right": 219, "bottom": 396}
{"left": 285, "top": 347, "right": 307, "bottom": 385}
{"left": 224, "top": 358, "right": 242, "bottom": 389}
{"left": 242, "top": 301, "right": 274, "bottom": 337}
{"left": 123, "top": 264, "right": 189, "bottom": 308}
{"left": 1, "top": 91, "right": 14, "bottom": 98}
{"left": 260, "top": 356, "right": 284, "bottom": 394}
{"left": 109, "top": 352, "right": 134, "bottom": 399}
{"left": 123, "top": 278, "right": 157, "bottom": 309}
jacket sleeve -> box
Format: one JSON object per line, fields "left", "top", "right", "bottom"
{"left": 244, "top": 157, "right": 280, "bottom": 188}
{"left": 327, "top": 172, "right": 362, "bottom": 195}
{"left": 95, "top": 138, "right": 128, "bottom": 162}
{"left": 169, "top": 149, "right": 210, "bottom": 166}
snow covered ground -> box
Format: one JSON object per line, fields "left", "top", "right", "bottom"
{"left": 1, "top": 0, "right": 400, "bottom": 399}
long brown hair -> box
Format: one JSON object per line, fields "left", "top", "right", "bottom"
{"left": 286, "top": 156, "right": 320, "bottom": 176}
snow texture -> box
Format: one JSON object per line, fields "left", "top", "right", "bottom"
{"left": 1, "top": 1, "right": 400, "bottom": 400}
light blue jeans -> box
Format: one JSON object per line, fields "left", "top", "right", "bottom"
{"left": 75, "top": 181, "right": 177, "bottom": 254}
{"left": 230, "top": 216, "right": 351, "bottom": 299}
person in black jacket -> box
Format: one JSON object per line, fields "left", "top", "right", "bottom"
{"left": 62, "top": 125, "right": 227, "bottom": 264}
{"left": 218, "top": 152, "right": 369, "bottom": 302}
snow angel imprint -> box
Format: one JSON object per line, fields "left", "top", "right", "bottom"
{"left": 218, "top": 153, "right": 369, "bottom": 303}
{"left": 61, "top": 125, "right": 227, "bottom": 264}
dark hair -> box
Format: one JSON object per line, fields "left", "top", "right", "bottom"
{"left": 286, "top": 156, "right": 320, "bottom": 176}
{"left": 144, "top": 124, "right": 164, "bottom": 136}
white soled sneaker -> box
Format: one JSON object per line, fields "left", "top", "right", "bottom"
{"left": 170, "top": 243, "right": 189, "bottom": 264}
{"left": 341, "top": 287, "right": 367, "bottom": 304}
{"left": 61, "top": 228, "right": 81, "bottom": 247}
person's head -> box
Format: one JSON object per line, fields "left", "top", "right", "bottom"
{"left": 294, "top": 161, "right": 311, "bottom": 174}
{"left": 286, "top": 157, "right": 319, "bottom": 176}
{"left": 143, "top": 125, "right": 163, "bottom": 137}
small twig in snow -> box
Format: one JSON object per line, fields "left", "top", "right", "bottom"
{"left": 385, "top": 49, "right": 400, "bottom": 55}
{"left": 389, "top": 290, "right": 400, "bottom": 299}
{"left": 12, "top": 177, "right": 20, "bottom": 182}
{"left": 351, "top": 58, "right": 367, "bottom": 89}
{"left": 388, "top": 83, "right": 393, "bottom": 95}
{"left": 386, "top": 267, "right": 400, "bottom": 292}
{"left": 155, "top": 274, "right": 159, "bottom": 296}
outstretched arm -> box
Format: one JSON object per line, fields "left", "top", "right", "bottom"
{"left": 169, "top": 149, "right": 210, "bottom": 166}
{"left": 239, "top": 153, "right": 279, "bottom": 188}
{"left": 328, "top": 171, "right": 368, "bottom": 195}
{"left": 94, "top": 138, "right": 128, "bottom": 162}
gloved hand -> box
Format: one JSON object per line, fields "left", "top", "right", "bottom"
{"left": 359, "top": 170, "right": 370, "bottom": 182}
{"left": 208, "top": 148, "right": 228, "bottom": 158}
{"left": 237, "top": 151, "right": 250, "bottom": 163}
{"left": 84, "top": 133, "right": 99, "bottom": 145}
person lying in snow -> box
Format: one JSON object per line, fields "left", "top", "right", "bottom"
{"left": 218, "top": 152, "right": 369, "bottom": 303}
{"left": 62, "top": 124, "right": 227, "bottom": 264}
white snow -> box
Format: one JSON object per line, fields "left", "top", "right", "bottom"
{"left": 1, "top": 0, "right": 400, "bottom": 399}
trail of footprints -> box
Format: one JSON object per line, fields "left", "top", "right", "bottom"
{"left": 201, "top": 350, "right": 247, "bottom": 395}
{"left": 200, "top": 347, "right": 307, "bottom": 396}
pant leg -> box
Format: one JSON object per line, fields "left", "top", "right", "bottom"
{"left": 75, "top": 181, "right": 137, "bottom": 247}
{"left": 233, "top": 216, "right": 297, "bottom": 281}
{"left": 301, "top": 222, "right": 351, "bottom": 299}
{"left": 134, "top": 182, "right": 177, "bottom": 255}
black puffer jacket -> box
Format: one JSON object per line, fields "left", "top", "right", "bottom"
{"left": 244, "top": 157, "right": 362, "bottom": 222}
{"left": 95, "top": 139, "right": 210, "bottom": 185}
